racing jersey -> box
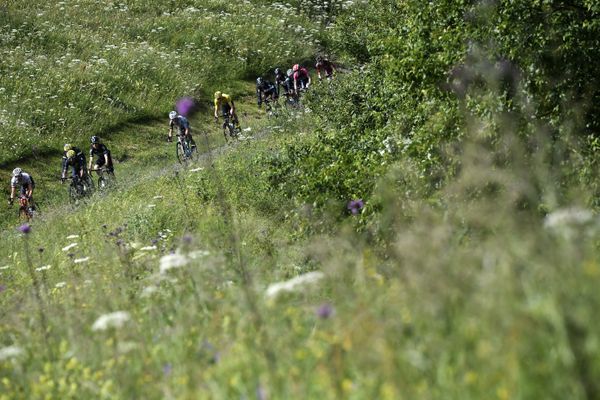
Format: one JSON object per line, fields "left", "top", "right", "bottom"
{"left": 293, "top": 67, "right": 310, "bottom": 82}
{"left": 90, "top": 143, "right": 111, "bottom": 159}
{"left": 214, "top": 94, "right": 233, "bottom": 113}
{"left": 316, "top": 60, "right": 335, "bottom": 76}
{"left": 62, "top": 147, "right": 86, "bottom": 173}
{"left": 11, "top": 172, "right": 34, "bottom": 189}
{"left": 169, "top": 116, "right": 190, "bottom": 134}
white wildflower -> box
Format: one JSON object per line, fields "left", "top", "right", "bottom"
{"left": 159, "top": 253, "right": 189, "bottom": 274}
{"left": 0, "top": 345, "right": 24, "bottom": 361}
{"left": 91, "top": 311, "right": 131, "bottom": 331}
{"left": 62, "top": 243, "right": 78, "bottom": 252}
{"left": 265, "top": 271, "right": 325, "bottom": 299}
{"left": 140, "top": 245, "right": 157, "bottom": 251}
{"left": 544, "top": 207, "right": 595, "bottom": 229}
{"left": 35, "top": 265, "right": 51, "bottom": 272}
{"left": 147, "top": 204, "right": 156, "bottom": 208}
{"left": 55, "top": 281, "right": 67, "bottom": 288}
{"left": 188, "top": 250, "right": 210, "bottom": 259}
{"left": 189, "top": 167, "right": 203, "bottom": 172}
{"left": 0, "top": 265, "right": 10, "bottom": 270}
{"left": 153, "top": 195, "right": 164, "bottom": 199}
{"left": 141, "top": 285, "right": 158, "bottom": 298}
{"left": 73, "top": 257, "right": 90, "bottom": 264}
{"left": 66, "top": 234, "right": 79, "bottom": 239}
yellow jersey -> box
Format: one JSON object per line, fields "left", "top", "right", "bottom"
{"left": 214, "top": 94, "right": 233, "bottom": 112}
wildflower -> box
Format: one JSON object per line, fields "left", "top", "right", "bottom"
{"left": 315, "top": 303, "right": 335, "bottom": 319}
{"left": 147, "top": 204, "right": 156, "bottom": 208}
{"left": 140, "top": 246, "right": 157, "bottom": 251}
{"left": 159, "top": 253, "right": 189, "bottom": 274}
{"left": 0, "top": 345, "right": 24, "bottom": 361}
{"left": 347, "top": 199, "right": 364, "bottom": 215}
{"left": 141, "top": 286, "right": 158, "bottom": 298}
{"left": 189, "top": 167, "right": 203, "bottom": 172}
{"left": 91, "top": 311, "right": 131, "bottom": 331}
{"left": 55, "top": 282, "right": 67, "bottom": 288}
{"left": 73, "top": 257, "right": 90, "bottom": 264}
{"left": 17, "top": 224, "right": 31, "bottom": 234}
{"left": 265, "top": 271, "right": 325, "bottom": 299}
{"left": 153, "top": 195, "right": 164, "bottom": 199}
{"left": 62, "top": 243, "right": 78, "bottom": 252}
{"left": 35, "top": 265, "right": 51, "bottom": 272}
{"left": 544, "top": 207, "right": 595, "bottom": 229}
{"left": 66, "top": 234, "right": 79, "bottom": 239}
{"left": 0, "top": 266, "right": 10, "bottom": 270}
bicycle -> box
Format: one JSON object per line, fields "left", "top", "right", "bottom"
{"left": 263, "top": 96, "right": 280, "bottom": 117}
{"left": 176, "top": 133, "right": 196, "bottom": 163}
{"left": 64, "top": 173, "right": 94, "bottom": 203}
{"left": 15, "top": 195, "right": 36, "bottom": 221}
{"left": 92, "top": 166, "right": 115, "bottom": 191}
{"left": 217, "top": 113, "right": 239, "bottom": 142}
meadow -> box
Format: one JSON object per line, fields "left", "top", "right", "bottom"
{"left": 1, "top": 0, "right": 599, "bottom": 399}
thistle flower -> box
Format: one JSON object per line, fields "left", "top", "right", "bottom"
{"left": 347, "top": 199, "right": 364, "bottom": 215}
{"left": 176, "top": 96, "right": 195, "bottom": 116}
{"left": 315, "top": 303, "right": 335, "bottom": 319}
{"left": 91, "top": 311, "right": 131, "bottom": 331}
{"left": 17, "top": 224, "right": 31, "bottom": 234}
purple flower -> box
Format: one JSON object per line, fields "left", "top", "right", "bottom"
{"left": 17, "top": 224, "right": 31, "bottom": 234}
{"left": 176, "top": 97, "right": 195, "bottom": 117}
{"left": 315, "top": 303, "right": 335, "bottom": 319}
{"left": 347, "top": 199, "right": 364, "bottom": 215}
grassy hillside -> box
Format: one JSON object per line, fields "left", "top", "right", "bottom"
{"left": 2, "top": 1, "right": 600, "bottom": 399}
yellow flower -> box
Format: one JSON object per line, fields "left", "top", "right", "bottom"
{"left": 342, "top": 379, "right": 353, "bottom": 393}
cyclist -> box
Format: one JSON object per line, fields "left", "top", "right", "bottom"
{"left": 61, "top": 144, "right": 87, "bottom": 184}
{"left": 214, "top": 91, "right": 241, "bottom": 130}
{"left": 256, "top": 77, "right": 278, "bottom": 109}
{"left": 8, "top": 168, "right": 35, "bottom": 208}
{"left": 168, "top": 111, "right": 196, "bottom": 148}
{"left": 315, "top": 55, "right": 336, "bottom": 81}
{"left": 292, "top": 64, "right": 311, "bottom": 94}
{"left": 274, "top": 68, "right": 294, "bottom": 96}
{"left": 88, "top": 136, "right": 115, "bottom": 177}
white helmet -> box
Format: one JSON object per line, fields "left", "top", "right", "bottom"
{"left": 12, "top": 167, "right": 22, "bottom": 177}
{"left": 169, "top": 111, "right": 177, "bottom": 120}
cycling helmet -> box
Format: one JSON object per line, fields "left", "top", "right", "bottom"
{"left": 66, "top": 150, "right": 76, "bottom": 159}
{"left": 64, "top": 143, "right": 72, "bottom": 152}
{"left": 91, "top": 135, "right": 100, "bottom": 144}
{"left": 316, "top": 55, "right": 323, "bottom": 63}
{"left": 169, "top": 111, "right": 177, "bottom": 120}
{"left": 293, "top": 64, "right": 299, "bottom": 72}
{"left": 286, "top": 69, "right": 293, "bottom": 77}
{"left": 274, "top": 68, "right": 281, "bottom": 75}
{"left": 256, "top": 77, "right": 263, "bottom": 85}
{"left": 12, "top": 167, "right": 22, "bottom": 177}
{"left": 214, "top": 91, "right": 222, "bottom": 99}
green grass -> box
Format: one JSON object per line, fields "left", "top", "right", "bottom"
{"left": 1, "top": 1, "right": 600, "bottom": 399}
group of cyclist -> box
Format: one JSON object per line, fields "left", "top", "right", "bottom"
{"left": 256, "top": 55, "right": 336, "bottom": 108}
{"left": 8, "top": 136, "right": 115, "bottom": 210}
{"left": 8, "top": 55, "right": 337, "bottom": 215}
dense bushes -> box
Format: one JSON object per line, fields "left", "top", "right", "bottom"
{"left": 276, "top": 0, "right": 600, "bottom": 211}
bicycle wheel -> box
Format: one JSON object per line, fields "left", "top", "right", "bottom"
{"left": 176, "top": 141, "right": 186, "bottom": 163}
{"left": 68, "top": 184, "right": 79, "bottom": 204}
{"left": 82, "top": 174, "right": 95, "bottom": 196}
{"left": 227, "top": 122, "right": 237, "bottom": 139}
{"left": 19, "top": 207, "right": 31, "bottom": 222}
{"left": 98, "top": 175, "right": 108, "bottom": 190}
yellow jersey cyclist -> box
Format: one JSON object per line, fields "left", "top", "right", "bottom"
{"left": 61, "top": 144, "right": 87, "bottom": 184}
{"left": 213, "top": 91, "right": 241, "bottom": 130}
{"left": 8, "top": 168, "right": 36, "bottom": 208}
